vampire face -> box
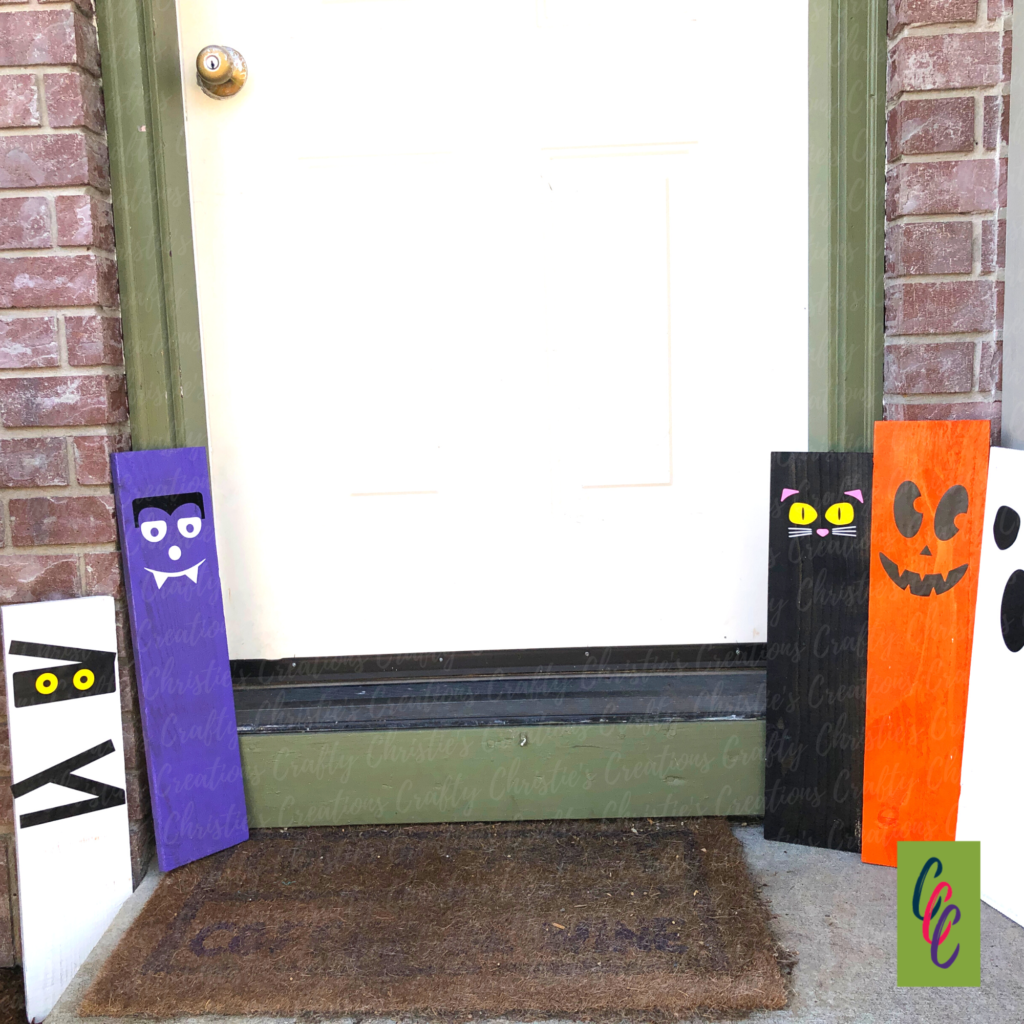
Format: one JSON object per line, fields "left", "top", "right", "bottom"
{"left": 781, "top": 487, "right": 864, "bottom": 539}
{"left": 879, "top": 480, "right": 971, "bottom": 597}
{"left": 132, "top": 491, "right": 207, "bottom": 589}
{"left": 993, "top": 504, "right": 1024, "bottom": 651}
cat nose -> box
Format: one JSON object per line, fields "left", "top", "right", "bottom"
{"left": 816, "top": 529, "right": 829, "bottom": 537}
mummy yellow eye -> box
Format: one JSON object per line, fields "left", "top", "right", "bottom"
{"left": 35, "top": 673, "right": 58, "bottom": 695}
{"left": 73, "top": 668, "right": 95, "bottom": 691}
{"left": 788, "top": 502, "right": 818, "bottom": 526}
{"left": 825, "top": 502, "right": 855, "bottom": 526}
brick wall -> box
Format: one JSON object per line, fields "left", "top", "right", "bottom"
{"left": 885, "top": 0, "right": 1012, "bottom": 439}
{"left": 0, "top": 0, "right": 150, "bottom": 964}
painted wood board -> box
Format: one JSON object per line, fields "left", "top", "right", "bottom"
{"left": 239, "top": 721, "right": 766, "bottom": 827}
{"left": 862, "top": 420, "right": 990, "bottom": 867}
{"left": 956, "top": 445, "right": 1024, "bottom": 926}
{"left": 1, "top": 596, "right": 132, "bottom": 1022}
{"left": 764, "top": 451, "right": 872, "bottom": 851}
{"left": 111, "top": 447, "right": 248, "bottom": 870}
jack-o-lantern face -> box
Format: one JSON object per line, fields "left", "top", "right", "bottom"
{"left": 879, "top": 479, "right": 972, "bottom": 596}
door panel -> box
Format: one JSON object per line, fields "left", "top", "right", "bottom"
{"left": 177, "top": 0, "right": 808, "bottom": 658}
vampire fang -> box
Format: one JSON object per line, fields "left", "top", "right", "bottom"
{"left": 144, "top": 559, "right": 206, "bottom": 589}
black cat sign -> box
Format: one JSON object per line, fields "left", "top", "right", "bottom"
{"left": 0, "top": 596, "right": 131, "bottom": 1022}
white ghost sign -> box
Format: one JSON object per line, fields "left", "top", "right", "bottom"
{"left": 957, "top": 446, "right": 1024, "bottom": 928}
{"left": 1, "top": 596, "right": 132, "bottom": 1022}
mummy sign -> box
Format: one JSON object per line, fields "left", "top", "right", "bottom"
{"left": 111, "top": 447, "right": 248, "bottom": 871}
{"left": 957, "top": 446, "right": 1024, "bottom": 927}
{"left": 1, "top": 597, "right": 132, "bottom": 1023}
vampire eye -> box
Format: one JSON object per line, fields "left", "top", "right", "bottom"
{"left": 178, "top": 517, "right": 202, "bottom": 539}
{"left": 141, "top": 520, "right": 167, "bottom": 543}
{"left": 994, "top": 505, "right": 1020, "bottom": 550}
{"left": 894, "top": 480, "right": 923, "bottom": 538}
{"left": 788, "top": 502, "right": 818, "bottom": 526}
{"left": 825, "top": 502, "right": 854, "bottom": 526}
{"left": 935, "top": 484, "right": 969, "bottom": 541}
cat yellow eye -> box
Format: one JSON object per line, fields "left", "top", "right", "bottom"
{"left": 788, "top": 502, "right": 818, "bottom": 526}
{"left": 73, "top": 668, "right": 95, "bottom": 691}
{"left": 34, "top": 673, "right": 58, "bottom": 695}
{"left": 825, "top": 502, "right": 855, "bottom": 526}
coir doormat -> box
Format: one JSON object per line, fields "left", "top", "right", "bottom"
{"left": 80, "top": 819, "right": 788, "bottom": 1019}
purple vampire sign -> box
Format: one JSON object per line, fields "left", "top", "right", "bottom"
{"left": 111, "top": 447, "right": 248, "bottom": 870}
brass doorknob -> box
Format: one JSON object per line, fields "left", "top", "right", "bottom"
{"left": 196, "top": 45, "right": 247, "bottom": 99}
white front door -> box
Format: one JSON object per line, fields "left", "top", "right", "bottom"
{"left": 176, "top": 0, "right": 808, "bottom": 659}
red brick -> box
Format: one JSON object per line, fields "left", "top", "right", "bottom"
{"left": 83, "top": 551, "right": 123, "bottom": 597}
{"left": 0, "top": 197, "right": 51, "bottom": 251}
{"left": 0, "top": 374, "right": 128, "bottom": 427}
{"left": 55, "top": 195, "right": 114, "bottom": 250}
{"left": 44, "top": 70, "right": 104, "bottom": 132}
{"left": 1003, "top": 30, "right": 1012, "bottom": 80}
{"left": 983, "top": 95, "right": 1000, "bottom": 150}
{"left": 889, "top": 33, "right": 1002, "bottom": 97}
{"left": 0, "top": 317, "right": 57, "bottom": 369}
{"left": 886, "top": 160, "right": 999, "bottom": 216}
{"left": 0, "top": 133, "right": 108, "bottom": 190}
{"left": 65, "top": 315, "right": 123, "bottom": 365}
{"left": 0, "top": 842, "right": 13, "bottom": 967}
{"left": 988, "top": 0, "right": 1012, "bottom": 15}
{"left": 886, "top": 221, "right": 973, "bottom": 276}
{"left": 886, "top": 280, "right": 996, "bottom": 334}
{"left": 888, "top": 97, "right": 975, "bottom": 157}
{"left": 889, "top": 0, "right": 977, "bottom": 36}
{"left": 125, "top": 769, "right": 149, "bottom": 823}
{"left": 0, "top": 254, "right": 118, "bottom": 309}
{"left": 884, "top": 399, "right": 1001, "bottom": 443}
{"left": 73, "top": 432, "right": 128, "bottom": 483}
{"left": 884, "top": 342, "right": 975, "bottom": 394}
{"left": 980, "top": 340, "right": 1002, "bottom": 391}
{"left": 9, "top": 495, "right": 116, "bottom": 546}
{"left": 120, "top": 712, "right": 144, "bottom": 771}
{"left": 129, "top": 821, "right": 153, "bottom": 889}
{"left": 0, "top": 437, "right": 67, "bottom": 487}
{"left": 997, "top": 279, "right": 1004, "bottom": 328}
{"left": 0, "top": 555, "right": 79, "bottom": 602}
{"left": 0, "top": 11, "right": 100, "bottom": 76}
{"left": 980, "top": 218, "right": 1005, "bottom": 271}
{"left": 0, "top": 74, "right": 39, "bottom": 128}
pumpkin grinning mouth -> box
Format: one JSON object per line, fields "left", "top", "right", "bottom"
{"left": 879, "top": 553, "right": 968, "bottom": 597}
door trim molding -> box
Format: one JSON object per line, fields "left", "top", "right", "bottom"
{"left": 96, "top": 0, "right": 207, "bottom": 451}
{"left": 100, "top": 0, "right": 885, "bottom": 455}
{"left": 808, "top": 0, "right": 887, "bottom": 452}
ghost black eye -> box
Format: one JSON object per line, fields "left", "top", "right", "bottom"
{"left": 935, "top": 484, "right": 969, "bottom": 541}
{"left": 994, "top": 505, "right": 1021, "bottom": 550}
{"left": 894, "top": 481, "right": 923, "bottom": 538}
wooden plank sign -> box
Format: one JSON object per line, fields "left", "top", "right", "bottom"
{"left": 862, "top": 420, "right": 990, "bottom": 867}
{"left": 956, "top": 445, "right": 1024, "bottom": 926}
{"left": 111, "top": 448, "right": 248, "bottom": 870}
{"left": 764, "top": 452, "right": 872, "bottom": 851}
{"left": 1, "top": 596, "right": 132, "bottom": 1022}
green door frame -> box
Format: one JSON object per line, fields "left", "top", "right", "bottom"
{"left": 94, "top": 0, "right": 884, "bottom": 825}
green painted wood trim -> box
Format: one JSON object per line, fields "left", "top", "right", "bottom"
{"left": 240, "top": 721, "right": 766, "bottom": 827}
{"left": 808, "top": 0, "right": 886, "bottom": 452}
{"left": 95, "top": 0, "right": 207, "bottom": 450}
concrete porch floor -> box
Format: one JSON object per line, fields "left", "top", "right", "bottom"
{"left": 47, "top": 825, "right": 1024, "bottom": 1024}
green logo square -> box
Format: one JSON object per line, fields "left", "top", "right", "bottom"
{"left": 897, "top": 841, "right": 980, "bottom": 987}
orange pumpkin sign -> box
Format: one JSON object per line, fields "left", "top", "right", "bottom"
{"left": 862, "top": 420, "right": 990, "bottom": 867}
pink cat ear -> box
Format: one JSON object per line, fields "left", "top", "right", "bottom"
{"left": 780, "top": 488, "right": 799, "bottom": 502}
{"left": 845, "top": 489, "right": 864, "bottom": 503}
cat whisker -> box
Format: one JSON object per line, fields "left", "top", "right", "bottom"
{"left": 832, "top": 527, "right": 857, "bottom": 535}
{"left": 788, "top": 528, "right": 813, "bottom": 537}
